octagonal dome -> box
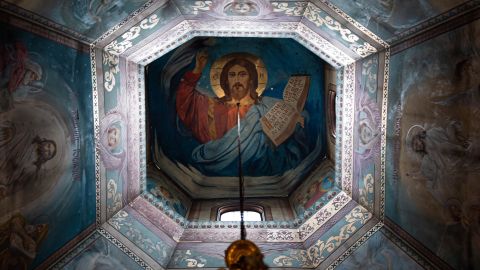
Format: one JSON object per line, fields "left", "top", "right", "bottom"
{"left": 86, "top": 0, "right": 387, "bottom": 268}
{"left": 11, "top": 0, "right": 479, "bottom": 269}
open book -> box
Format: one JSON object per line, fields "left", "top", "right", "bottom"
{"left": 260, "top": 75, "right": 310, "bottom": 146}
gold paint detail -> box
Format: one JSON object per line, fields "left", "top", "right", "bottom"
{"left": 210, "top": 52, "right": 268, "bottom": 98}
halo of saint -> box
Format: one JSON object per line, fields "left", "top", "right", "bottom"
{"left": 209, "top": 52, "right": 268, "bottom": 98}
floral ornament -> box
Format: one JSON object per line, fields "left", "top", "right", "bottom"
{"left": 314, "top": 208, "right": 332, "bottom": 225}
{"left": 109, "top": 209, "right": 130, "bottom": 230}
{"left": 306, "top": 206, "right": 371, "bottom": 266}
{"left": 273, "top": 250, "right": 313, "bottom": 268}
{"left": 188, "top": 1, "right": 213, "bottom": 14}
{"left": 271, "top": 2, "right": 307, "bottom": 16}
{"left": 273, "top": 255, "right": 294, "bottom": 266}
{"left": 110, "top": 210, "right": 171, "bottom": 262}
{"left": 170, "top": 250, "right": 208, "bottom": 268}
{"left": 304, "top": 4, "right": 376, "bottom": 57}
{"left": 105, "top": 14, "right": 160, "bottom": 55}
{"left": 304, "top": 4, "right": 358, "bottom": 42}
{"left": 351, "top": 42, "right": 377, "bottom": 58}
{"left": 263, "top": 231, "right": 295, "bottom": 241}
{"left": 298, "top": 223, "right": 315, "bottom": 239}
{"left": 186, "top": 258, "right": 206, "bottom": 267}
{"left": 362, "top": 57, "right": 379, "bottom": 94}
{"left": 332, "top": 192, "right": 350, "bottom": 208}
{"left": 102, "top": 52, "right": 119, "bottom": 92}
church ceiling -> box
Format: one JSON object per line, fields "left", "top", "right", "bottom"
{"left": 0, "top": 0, "right": 478, "bottom": 269}
{"left": 146, "top": 37, "right": 328, "bottom": 198}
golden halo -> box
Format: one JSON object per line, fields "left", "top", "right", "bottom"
{"left": 209, "top": 52, "right": 268, "bottom": 98}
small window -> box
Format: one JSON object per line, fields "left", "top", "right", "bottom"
{"left": 220, "top": 211, "right": 262, "bottom": 221}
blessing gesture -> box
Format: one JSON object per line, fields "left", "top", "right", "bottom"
{"left": 193, "top": 50, "right": 208, "bottom": 74}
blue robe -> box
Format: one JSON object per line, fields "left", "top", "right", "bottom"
{"left": 191, "top": 96, "right": 309, "bottom": 176}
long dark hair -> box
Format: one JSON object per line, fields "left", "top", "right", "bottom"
{"left": 218, "top": 58, "right": 260, "bottom": 104}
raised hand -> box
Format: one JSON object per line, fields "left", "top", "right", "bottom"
{"left": 193, "top": 50, "right": 208, "bottom": 74}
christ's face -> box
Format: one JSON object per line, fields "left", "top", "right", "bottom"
{"left": 227, "top": 64, "right": 250, "bottom": 101}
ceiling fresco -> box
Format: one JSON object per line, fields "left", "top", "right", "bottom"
{"left": 386, "top": 17, "right": 480, "bottom": 269}
{"left": 0, "top": 21, "right": 95, "bottom": 269}
{"left": 329, "top": 0, "right": 471, "bottom": 42}
{"left": 146, "top": 37, "right": 328, "bottom": 198}
{"left": 0, "top": 0, "right": 478, "bottom": 269}
{"left": 1, "top": 0, "right": 151, "bottom": 41}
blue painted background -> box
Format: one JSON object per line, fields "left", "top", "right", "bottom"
{"left": 336, "top": 230, "right": 422, "bottom": 270}
{"left": 386, "top": 19, "right": 480, "bottom": 270}
{"left": 4, "top": 0, "right": 151, "bottom": 40}
{"left": 0, "top": 22, "right": 95, "bottom": 269}
{"left": 63, "top": 234, "right": 143, "bottom": 270}
{"left": 147, "top": 37, "right": 326, "bottom": 177}
{"left": 330, "top": 0, "right": 467, "bottom": 41}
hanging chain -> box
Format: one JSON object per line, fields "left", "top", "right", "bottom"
{"left": 237, "top": 103, "right": 246, "bottom": 240}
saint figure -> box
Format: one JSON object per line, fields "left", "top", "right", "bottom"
{"left": 176, "top": 50, "right": 261, "bottom": 143}
{"left": 174, "top": 51, "right": 310, "bottom": 176}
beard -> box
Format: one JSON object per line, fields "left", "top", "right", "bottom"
{"left": 230, "top": 83, "right": 249, "bottom": 101}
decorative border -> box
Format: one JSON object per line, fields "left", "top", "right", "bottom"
{"left": 380, "top": 48, "right": 390, "bottom": 220}
{"left": 90, "top": 1, "right": 382, "bottom": 268}
{"left": 387, "top": 0, "right": 480, "bottom": 44}
{"left": 105, "top": 13, "right": 162, "bottom": 55}
{"left": 173, "top": 192, "right": 351, "bottom": 243}
{"left": 39, "top": 225, "right": 97, "bottom": 270}
{"left": 325, "top": 220, "right": 383, "bottom": 270}
{"left": 124, "top": 61, "right": 141, "bottom": 202}
{"left": 334, "top": 67, "right": 344, "bottom": 189}
{"left": 108, "top": 208, "right": 176, "bottom": 266}
{"left": 295, "top": 22, "right": 355, "bottom": 66}
{"left": 130, "top": 20, "right": 355, "bottom": 68}
{"left": 391, "top": 5, "right": 480, "bottom": 55}
{"left": 306, "top": 204, "right": 373, "bottom": 268}
{"left": 90, "top": 45, "right": 102, "bottom": 226}
{"left": 316, "top": 0, "right": 389, "bottom": 48}
{"left": 271, "top": 1, "right": 309, "bottom": 16}
{"left": 298, "top": 192, "right": 351, "bottom": 241}
{"left": 130, "top": 197, "right": 185, "bottom": 242}
{"left": 130, "top": 20, "right": 193, "bottom": 64}
{"left": 341, "top": 63, "right": 355, "bottom": 196}
{"left": 98, "top": 227, "right": 154, "bottom": 270}
{"left": 0, "top": 0, "right": 92, "bottom": 43}
{"left": 138, "top": 65, "right": 148, "bottom": 192}
{"left": 48, "top": 230, "right": 100, "bottom": 270}
{"left": 0, "top": 11, "right": 89, "bottom": 52}
{"left": 93, "top": 0, "right": 156, "bottom": 46}
{"left": 383, "top": 219, "right": 449, "bottom": 269}
{"left": 142, "top": 192, "right": 187, "bottom": 225}
{"left": 303, "top": 3, "right": 376, "bottom": 58}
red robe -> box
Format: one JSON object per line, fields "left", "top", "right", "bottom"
{"left": 176, "top": 71, "right": 252, "bottom": 143}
